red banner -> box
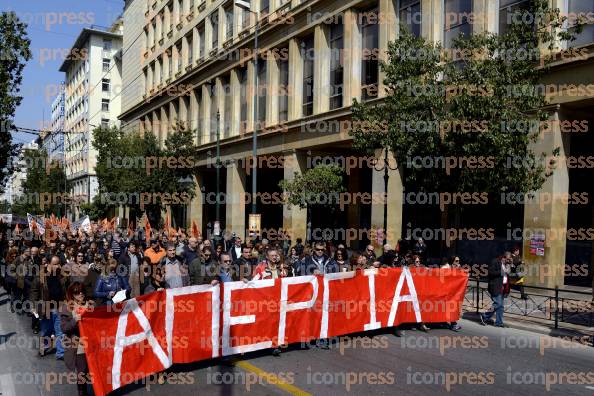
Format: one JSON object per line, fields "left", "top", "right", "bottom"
{"left": 79, "top": 267, "right": 468, "bottom": 395}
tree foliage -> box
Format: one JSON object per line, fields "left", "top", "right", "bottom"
{"left": 0, "top": 12, "right": 32, "bottom": 193}
{"left": 279, "top": 165, "right": 346, "bottom": 209}
{"left": 92, "top": 127, "right": 199, "bottom": 221}
{"left": 351, "top": 0, "right": 581, "bottom": 194}
{"left": 11, "top": 149, "right": 67, "bottom": 216}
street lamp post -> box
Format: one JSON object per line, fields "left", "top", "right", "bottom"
{"left": 235, "top": 1, "right": 260, "bottom": 216}
{"left": 215, "top": 110, "right": 221, "bottom": 233}
{"left": 376, "top": 147, "right": 398, "bottom": 246}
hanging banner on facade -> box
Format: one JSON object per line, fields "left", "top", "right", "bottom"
{"left": 79, "top": 267, "right": 468, "bottom": 396}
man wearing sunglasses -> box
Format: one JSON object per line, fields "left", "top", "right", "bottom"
{"left": 296, "top": 242, "right": 339, "bottom": 276}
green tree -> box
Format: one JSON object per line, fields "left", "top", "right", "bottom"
{"left": 11, "top": 149, "right": 68, "bottom": 216}
{"left": 0, "top": 12, "right": 32, "bottom": 193}
{"left": 350, "top": 0, "right": 582, "bottom": 250}
{"left": 279, "top": 165, "right": 346, "bottom": 241}
{"left": 92, "top": 126, "right": 199, "bottom": 224}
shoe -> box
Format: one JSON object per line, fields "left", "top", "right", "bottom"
{"left": 317, "top": 340, "right": 330, "bottom": 349}
{"left": 394, "top": 329, "right": 402, "bottom": 337}
{"left": 56, "top": 356, "right": 64, "bottom": 361}
{"left": 494, "top": 323, "right": 507, "bottom": 328}
{"left": 450, "top": 323, "right": 462, "bottom": 332}
{"left": 419, "top": 324, "right": 429, "bottom": 332}
{"left": 479, "top": 314, "right": 486, "bottom": 325}
{"left": 272, "top": 348, "right": 281, "bottom": 357}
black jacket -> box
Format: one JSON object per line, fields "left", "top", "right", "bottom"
{"left": 487, "top": 258, "right": 504, "bottom": 297}
{"left": 296, "top": 255, "right": 339, "bottom": 276}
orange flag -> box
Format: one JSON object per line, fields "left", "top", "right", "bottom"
{"left": 164, "top": 211, "right": 171, "bottom": 233}
{"left": 109, "top": 217, "right": 116, "bottom": 232}
{"left": 127, "top": 220, "right": 134, "bottom": 238}
{"left": 191, "top": 220, "right": 200, "bottom": 238}
{"left": 14, "top": 223, "right": 20, "bottom": 235}
{"left": 101, "top": 218, "right": 108, "bottom": 230}
{"left": 50, "top": 213, "right": 57, "bottom": 225}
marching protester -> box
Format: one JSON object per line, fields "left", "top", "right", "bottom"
{"left": 143, "top": 265, "right": 168, "bottom": 293}
{"left": 160, "top": 243, "right": 189, "bottom": 288}
{"left": 118, "top": 242, "right": 143, "bottom": 297}
{"left": 144, "top": 239, "right": 165, "bottom": 264}
{"left": 234, "top": 245, "right": 256, "bottom": 280}
{"left": 30, "top": 255, "right": 66, "bottom": 359}
{"left": 481, "top": 251, "right": 512, "bottom": 328}
{"left": 60, "top": 282, "right": 93, "bottom": 396}
{"left": 94, "top": 258, "right": 130, "bottom": 306}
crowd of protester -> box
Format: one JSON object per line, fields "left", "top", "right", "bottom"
{"left": 0, "top": 223, "right": 492, "bottom": 395}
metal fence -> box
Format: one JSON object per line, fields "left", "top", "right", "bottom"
{"left": 465, "top": 278, "right": 593, "bottom": 329}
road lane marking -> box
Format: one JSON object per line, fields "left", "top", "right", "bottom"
{"left": 232, "top": 360, "right": 312, "bottom": 396}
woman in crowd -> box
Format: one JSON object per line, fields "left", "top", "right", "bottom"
{"left": 4, "top": 247, "right": 18, "bottom": 313}
{"left": 144, "top": 265, "right": 168, "bottom": 294}
{"left": 334, "top": 247, "right": 348, "bottom": 272}
{"left": 60, "top": 282, "right": 92, "bottom": 396}
{"left": 94, "top": 258, "right": 130, "bottom": 305}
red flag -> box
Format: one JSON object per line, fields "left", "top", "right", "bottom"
{"left": 191, "top": 220, "right": 200, "bottom": 238}
{"left": 145, "top": 218, "right": 151, "bottom": 245}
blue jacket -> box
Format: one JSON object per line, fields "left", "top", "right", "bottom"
{"left": 94, "top": 274, "right": 131, "bottom": 305}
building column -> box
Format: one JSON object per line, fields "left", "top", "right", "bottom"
{"left": 189, "top": 87, "right": 198, "bottom": 136}
{"left": 226, "top": 161, "right": 246, "bottom": 239}
{"left": 188, "top": 173, "right": 204, "bottom": 230}
{"left": 343, "top": 8, "right": 362, "bottom": 105}
{"left": 379, "top": 0, "right": 397, "bottom": 97}
{"left": 159, "top": 107, "right": 168, "bottom": 146}
{"left": 474, "top": 0, "right": 497, "bottom": 34}
{"left": 346, "top": 164, "right": 361, "bottom": 250}
{"left": 522, "top": 109, "right": 569, "bottom": 288}
{"left": 421, "top": 0, "right": 442, "bottom": 43}
{"left": 267, "top": 51, "right": 279, "bottom": 127}
{"left": 314, "top": 24, "right": 330, "bottom": 114}
{"left": 370, "top": 150, "right": 404, "bottom": 253}
{"left": 288, "top": 38, "right": 303, "bottom": 121}
{"left": 230, "top": 68, "right": 241, "bottom": 137}
{"left": 282, "top": 150, "right": 307, "bottom": 244}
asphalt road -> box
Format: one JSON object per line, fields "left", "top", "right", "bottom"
{"left": 1, "top": 288, "right": 593, "bottom": 396}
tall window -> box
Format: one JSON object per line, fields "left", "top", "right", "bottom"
{"left": 279, "top": 57, "right": 289, "bottom": 122}
{"left": 102, "top": 79, "right": 110, "bottom": 92}
{"left": 187, "top": 35, "right": 193, "bottom": 64}
{"left": 199, "top": 25, "right": 205, "bottom": 58}
{"left": 242, "top": 1, "right": 251, "bottom": 29}
{"left": 302, "top": 35, "right": 314, "bottom": 116}
{"left": 176, "top": 42, "right": 182, "bottom": 71}
{"left": 225, "top": 6, "right": 234, "bottom": 40}
{"left": 102, "top": 58, "right": 110, "bottom": 73}
{"left": 239, "top": 67, "right": 248, "bottom": 133}
{"left": 210, "top": 84, "right": 218, "bottom": 141}
{"left": 260, "top": 0, "right": 269, "bottom": 16}
{"left": 567, "top": 0, "right": 594, "bottom": 47}
{"left": 498, "top": 0, "right": 530, "bottom": 36}
{"left": 361, "top": 7, "right": 379, "bottom": 100}
{"left": 329, "top": 23, "right": 344, "bottom": 110}
{"left": 196, "top": 88, "right": 203, "bottom": 142}
{"left": 399, "top": 0, "right": 421, "bottom": 38}
{"left": 103, "top": 39, "right": 112, "bottom": 51}
{"left": 168, "top": 52, "right": 173, "bottom": 77}
{"left": 257, "top": 59, "right": 267, "bottom": 125}
{"left": 223, "top": 76, "right": 231, "bottom": 137}
{"left": 211, "top": 12, "right": 219, "bottom": 49}
{"left": 101, "top": 99, "right": 109, "bottom": 112}
{"left": 184, "top": 96, "right": 191, "bottom": 129}
{"left": 444, "top": 0, "right": 473, "bottom": 48}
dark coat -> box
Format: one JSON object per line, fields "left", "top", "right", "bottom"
{"left": 59, "top": 303, "right": 87, "bottom": 373}
{"left": 487, "top": 258, "right": 504, "bottom": 297}
{"left": 296, "top": 255, "right": 339, "bottom": 276}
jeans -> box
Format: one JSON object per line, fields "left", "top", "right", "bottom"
{"left": 483, "top": 293, "right": 504, "bottom": 326}
{"left": 11, "top": 287, "right": 24, "bottom": 312}
{"left": 40, "top": 310, "right": 64, "bottom": 358}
